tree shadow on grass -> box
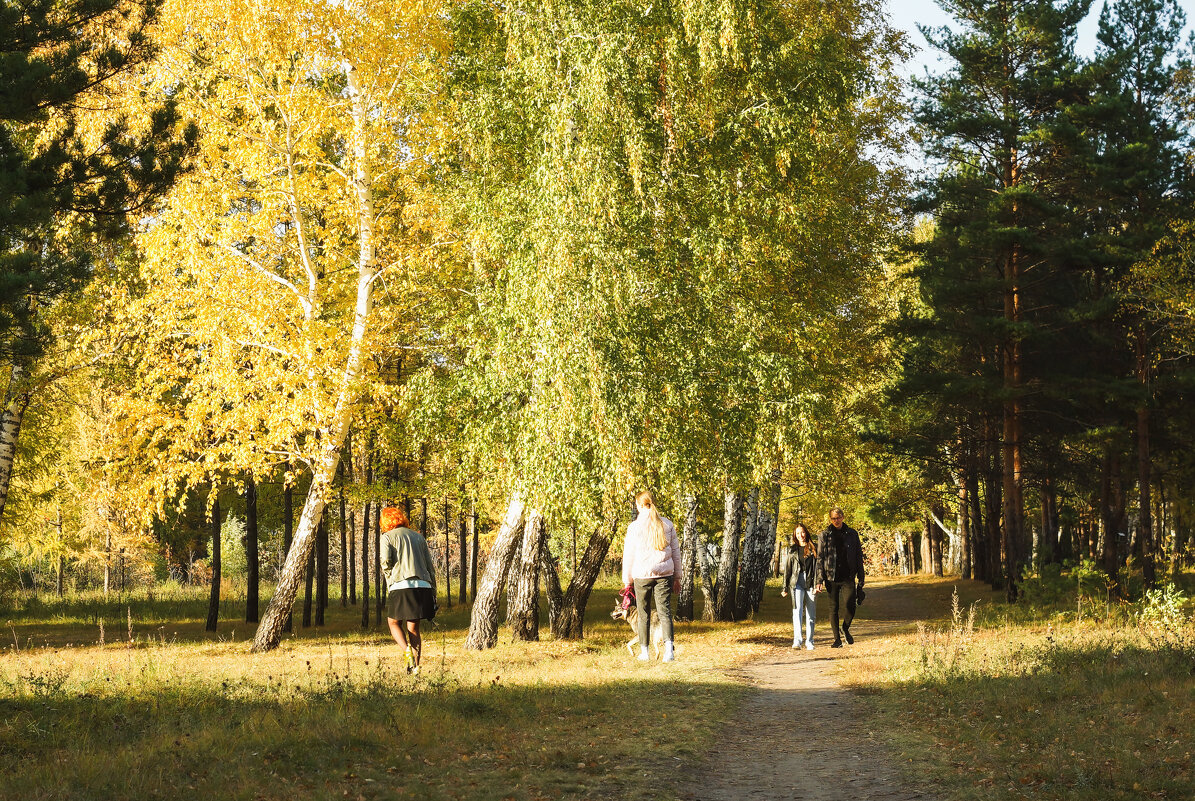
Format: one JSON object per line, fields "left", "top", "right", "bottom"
{"left": 860, "top": 629, "right": 1195, "bottom": 801}
{"left": 0, "top": 667, "right": 738, "bottom": 801}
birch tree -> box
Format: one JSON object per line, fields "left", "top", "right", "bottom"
{"left": 113, "top": 0, "right": 448, "bottom": 652}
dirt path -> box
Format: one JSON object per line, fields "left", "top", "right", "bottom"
{"left": 679, "top": 580, "right": 959, "bottom": 801}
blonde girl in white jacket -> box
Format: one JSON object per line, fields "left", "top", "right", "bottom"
{"left": 621, "top": 491, "right": 682, "bottom": 662}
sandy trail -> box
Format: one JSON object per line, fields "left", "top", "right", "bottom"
{"left": 679, "top": 581, "right": 941, "bottom": 801}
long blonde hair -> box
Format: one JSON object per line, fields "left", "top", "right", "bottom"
{"left": 636, "top": 491, "right": 668, "bottom": 551}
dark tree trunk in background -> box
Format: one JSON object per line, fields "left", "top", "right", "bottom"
{"left": 930, "top": 506, "right": 946, "bottom": 577}
{"left": 1100, "top": 450, "right": 1127, "bottom": 594}
{"left": 302, "top": 530, "right": 315, "bottom": 628}
{"left": 509, "top": 509, "right": 545, "bottom": 642}
{"left": 540, "top": 533, "right": 563, "bottom": 632}
{"left": 206, "top": 493, "right": 221, "bottom": 632}
{"left": 465, "top": 495, "right": 524, "bottom": 650}
{"left": 470, "top": 501, "right": 479, "bottom": 601}
{"left": 458, "top": 501, "right": 468, "bottom": 606}
{"left": 1137, "top": 329, "right": 1156, "bottom": 589}
{"left": 338, "top": 463, "right": 348, "bottom": 608}
{"left": 956, "top": 469, "right": 971, "bottom": 579}
{"left": 375, "top": 503, "right": 384, "bottom": 622}
{"left": 444, "top": 495, "right": 452, "bottom": 609}
{"left": 984, "top": 432, "right": 1004, "bottom": 590}
{"left": 360, "top": 500, "right": 371, "bottom": 627}
{"left": 315, "top": 518, "right": 328, "bottom": 625}
{"left": 553, "top": 520, "right": 614, "bottom": 640}
{"left": 715, "top": 487, "right": 744, "bottom": 621}
{"left": 677, "top": 493, "right": 698, "bottom": 621}
{"left": 345, "top": 436, "right": 357, "bottom": 606}
{"left": 245, "top": 476, "right": 259, "bottom": 623}
{"left": 967, "top": 464, "right": 984, "bottom": 582}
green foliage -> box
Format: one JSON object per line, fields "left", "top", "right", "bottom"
{"left": 1138, "top": 582, "right": 1191, "bottom": 630}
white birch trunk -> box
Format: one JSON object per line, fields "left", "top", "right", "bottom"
{"left": 466, "top": 493, "right": 525, "bottom": 650}
{"left": 0, "top": 362, "right": 31, "bottom": 526}
{"left": 251, "top": 56, "right": 375, "bottom": 653}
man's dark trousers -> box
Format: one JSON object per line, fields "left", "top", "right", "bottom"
{"left": 825, "top": 580, "right": 857, "bottom": 644}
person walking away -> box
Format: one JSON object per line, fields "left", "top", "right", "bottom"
{"left": 817, "top": 506, "right": 864, "bottom": 648}
{"left": 781, "top": 523, "right": 818, "bottom": 649}
{"left": 621, "top": 491, "right": 682, "bottom": 662}
{"left": 379, "top": 507, "right": 437, "bottom": 674}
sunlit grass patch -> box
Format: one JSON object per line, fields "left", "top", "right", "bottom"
{"left": 0, "top": 580, "right": 758, "bottom": 801}
{"left": 844, "top": 575, "right": 1195, "bottom": 801}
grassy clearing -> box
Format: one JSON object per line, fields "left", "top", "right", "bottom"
{"left": 1, "top": 580, "right": 762, "bottom": 801}
{"left": 842, "top": 572, "right": 1195, "bottom": 801}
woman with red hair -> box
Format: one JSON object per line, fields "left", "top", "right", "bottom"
{"left": 379, "top": 506, "right": 437, "bottom": 674}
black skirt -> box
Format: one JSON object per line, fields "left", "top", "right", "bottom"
{"left": 386, "top": 587, "right": 437, "bottom": 621}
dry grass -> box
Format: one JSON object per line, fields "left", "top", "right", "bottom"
{"left": 840, "top": 573, "right": 1195, "bottom": 801}
{"left": 1, "top": 582, "right": 760, "bottom": 801}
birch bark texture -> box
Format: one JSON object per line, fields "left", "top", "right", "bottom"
{"left": 465, "top": 494, "right": 525, "bottom": 650}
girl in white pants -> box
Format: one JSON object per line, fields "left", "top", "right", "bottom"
{"left": 781, "top": 524, "right": 818, "bottom": 649}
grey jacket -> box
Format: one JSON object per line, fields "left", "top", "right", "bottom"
{"left": 379, "top": 526, "right": 437, "bottom": 592}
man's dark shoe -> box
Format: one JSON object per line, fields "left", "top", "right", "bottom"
{"left": 844, "top": 629, "right": 854, "bottom": 645}
{"left": 831, "top": 640, "right": 843, "bottom": 648}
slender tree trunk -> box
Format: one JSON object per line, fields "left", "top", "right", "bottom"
{"left": 458, "top": 500, "right": 468, "bottom": 606}
{"left": 930, "top": 505, "right": 946, "bottom": 576}
{"left": 316, "top": 518, "right": 328, "bottom": 624}
{"left": 1136, "top": 328, "right": 1156, "bottom": 589}
{"left": 283, "top": 470, "right": 294, "bottom": 633}
{"left": 470, "top": 500, "right": 479, "bottom": 601}
{"left": 715, "top": 487, "right": 744, "bottom": 621}
{"left": 540, "top": 533, "right": 563, "bottom": 632}
{"left": 302, "top": 528, "right": 315, "bottom": 628}
{"left": 1100, "top": 449, "right": 1124, "bottom": 591}
{"left": 0, "top": 363, "right": 32, "bottom": 528}
{"left": 360, "top": 500, "right": 371, "bottom": 627}
{"left": 984, "top": 430, "right": 1004, "bottom": 590}
{"left": 373, "top": 470, "right": 383, "bottom": 625}
{"left": 552, "top": 520, "right": 615, "bottom": 640}
{"left": 676, "top": 493, "right": 698, "bottom": 622}
{"left": 104, "top": 528, "right": 112, "bottom": 598}
{"left": 55, "top": 502, "right": 65, "bottom": 598}
{"left": 509, "top": 509, "right": 545, "bottom": 641}
{"left": 967, "top": 451, "right": 984, "bottom": 582}
{"left": 957, "top": 468, "right": 971, "bottom": 580}
{"left": 338, "top": 464, "right": 348, "bottom": 608}
{"left": 465, "top": 494, "right": 524, "bottom": 650}
{"left": 444, "top": 495, "right": 452, "bottom": 609}
{"left": 245, "top": 476, "right": 259, "bottom": 623}
{"left": 206, "top": 493, "right": 221, "bottom": 632}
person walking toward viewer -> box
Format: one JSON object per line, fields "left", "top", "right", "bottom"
{"left": 817, "top": 506, "right": 864, "bottom": 648}
{"left": 621, "top": 491, "right": 682, "bottom": 662}
{"left": 379, "top": 507, "right": 437, "bottom": 674}
{"left": 781, "top": 523, "right": 818, "bottom": 649}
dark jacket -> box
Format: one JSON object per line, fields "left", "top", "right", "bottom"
{"left": 783, "top": 547, "right": 818, "bottom": 594}
{"left": 818, "top": 524, "right": 864, "bottom": 587}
